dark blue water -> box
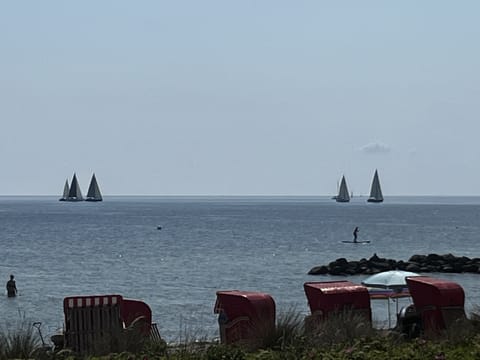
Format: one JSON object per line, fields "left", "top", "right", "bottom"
{"left": 1, "top": 196, "right": 480, "bottom": 342}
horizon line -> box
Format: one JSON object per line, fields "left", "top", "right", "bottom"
{"left": 1, "top": 194, "right": 480, "bottom": 198}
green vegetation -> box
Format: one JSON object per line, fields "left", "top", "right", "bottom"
{"left": 0, "top": 321, "right": 41, "bottom": 359}
{"left": 4, "top": 310, "right": 480, "bottom": 359}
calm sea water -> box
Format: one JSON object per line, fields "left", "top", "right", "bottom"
{"left": 1, "top": 196, "right": 480, "bottom": 342}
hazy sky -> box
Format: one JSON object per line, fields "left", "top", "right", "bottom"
{"left": 2, "top": 1, "right": 479, "bottom": 196}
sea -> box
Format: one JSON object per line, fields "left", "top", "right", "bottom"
{"left": 1, "top": 196, "right": 480, "bottom": 343}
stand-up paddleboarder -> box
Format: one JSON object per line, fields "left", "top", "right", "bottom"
{"left": 353, "top": 227, "right": 359, "bottom": 243}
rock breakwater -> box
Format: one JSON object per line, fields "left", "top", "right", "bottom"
{"left": 308, "top": 253, "right": 480, "bottom": 275}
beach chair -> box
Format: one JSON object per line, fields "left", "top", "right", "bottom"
{"left": 59, "top": 294, "right": 160, "bottom": 355}
{"left": 303, "top": 281, "right": 372, "bottom": 331}
{"left": 214, "top": 290, "right": 276, "bottom": 346}
{"left": 406, "top": 276, "right": 466, "bottom": 333}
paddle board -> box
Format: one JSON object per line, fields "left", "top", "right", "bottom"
{"left": 341, "top": 240, "right": 370, "bottom": 244}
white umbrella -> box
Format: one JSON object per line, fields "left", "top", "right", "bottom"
{"left": 361, "top": 270, "right": 420, "bottom": 328}
{"left": 361, "top": 270, "right": 420, "bottom": 290}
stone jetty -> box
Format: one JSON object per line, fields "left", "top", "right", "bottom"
{"left": 308, "top": 253, "right": 480, "bottom": 275}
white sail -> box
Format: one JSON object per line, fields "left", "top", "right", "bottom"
{"left": 336, "top": 175, "right": 350, "bottom": 202}
{"left": 86, "top": 173, "right": 103, "bottom": 201}
{"left": 368, "top": 170, "right": 383, "bottom": 203}
{"left": 67, "top": 173, "right": 83, "bottom": 201}
{"left": 59, "top": 179, "right": 70, "bottom": 201}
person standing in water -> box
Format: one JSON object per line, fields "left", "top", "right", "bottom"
{"left": 353, "top": 227, "right": 359, "bottom": 243}
{"left": 6, "top": 274, "right": 17, "bottom": 297}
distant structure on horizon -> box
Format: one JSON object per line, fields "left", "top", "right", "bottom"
{"left": 59, "top": 173, "right": 102, "bottom": 202}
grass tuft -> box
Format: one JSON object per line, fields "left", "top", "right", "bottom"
{"left": 305, "top": 308, "right": 376, "bottom": 347}
{"left": 257, "top": 307, "right": 304, "bottom": 351}
{"left": 0, "top": 321, "right": 41, "bottom": 359}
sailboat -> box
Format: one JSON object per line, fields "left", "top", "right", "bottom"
{"left": 85, "top": 173, "right": 103, "bottom": 202}
{"left": 367, "top": 169, "right": 383, "bottom": 203}
{"left": 335, "top": 175, "right": 350, "bottom": 203}
{"left": 66, "top": 173, "right": 84, "bottom": 201}
{"left": 59, "top": 179, "right": 70, "bottom": 201}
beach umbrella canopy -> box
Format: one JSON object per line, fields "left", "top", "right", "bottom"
{"left": 361, "top": 270, "right": 420, "bottom": 290}
{"left": 362, "top": 270, "right": 420, "bottom": 329}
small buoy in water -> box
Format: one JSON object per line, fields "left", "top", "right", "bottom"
{"left": 157, "top": 226, "right": 162, "bottom": 230}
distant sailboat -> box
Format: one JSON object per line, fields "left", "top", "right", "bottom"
{"left": 66, "top": 173, "right": 84, "bottom": 201}
{"left": 335, "top": 175, "right": 350, "bottom": 203}
{"left": 85, "top": 173, "right": 103, "bottom": 202}
{"left": 59, "top": 179, "right": 70, "bottom": 201}
{"left": 367, "top": 169, "right": 383, "bottom": 203}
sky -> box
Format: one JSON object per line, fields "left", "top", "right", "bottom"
{"left": 1, "top": 1, "right": 480, "bottom": 196}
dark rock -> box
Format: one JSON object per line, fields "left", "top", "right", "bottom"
{"left": 329, "top": 258, "right": 348, "bottom": 268}
{"left": 426, "top": 253, "right": 443, "bottom": 261}
{"left": 427, "top": 259, "right": 446, "bottom": 267}
{"left": 463, "top": 264, "right": 478, "bottom": 273}
{"left": 442, "top": 253, "right": 457, "bottom": 262}
{"left": 329, "top": 266, "right": 346, "bottom": 275}
{"left": 308, "top": 253, "right": 480, "bottom": 276}
{"left": 405, "top": 263, "right": 420, "bottom": 272}
{"left": 347, "top": 260, "right": 360, "bottom": 269}
{"left": 358, "top": 266, "right": 369, "bottom": 273}
{"left": 409, "top": 255, "right": 426, "bottom": 263}
{"left": 452, "top": 263, "right": 464, "bottom": 273}
{"left": 308, "top": 266, "right": 329, "bottom": 275}
{"left": 370, "top": 261, "right": 393, "bottom": 271}
{"left": 345, "top": 268, "right": 358, "bottom": 275}
{"left": 369, "top": 253, "right": 381, "bottom": 262}
{"left": 441, "top": 265, "right": 455, "bottom": 273}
